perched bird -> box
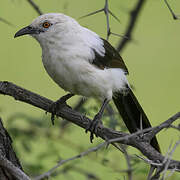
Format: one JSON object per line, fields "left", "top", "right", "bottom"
{"left": 14, "top": 13, "right": 160, "bottom": 151}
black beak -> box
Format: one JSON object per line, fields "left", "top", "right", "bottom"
{"left": 14, "top": 25, "right": 40, "bottom": 38}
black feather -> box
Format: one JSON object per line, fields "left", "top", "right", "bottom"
{"left": 91, "top": 38, "right": 128, "bottom": 74}
{"left": 113, "top": 89, "right": 160, "bottom": 152}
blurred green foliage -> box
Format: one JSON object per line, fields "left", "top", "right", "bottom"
{"left": 0, "top": 0, "right": 180, "bottom": 179}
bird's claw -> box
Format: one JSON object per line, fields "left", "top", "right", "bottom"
{"left": 48, "top": 100, "right": 67, "bottom": 125}
{"left": 85, "top": 113, "right": 103, "bottom": 143}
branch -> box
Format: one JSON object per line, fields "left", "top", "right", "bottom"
{"left": 0, "top": 81, "right": 180, "bottom": 172}
{"left": 119, "top": 145, "right": 133, "bottom": 180}
{"left": 164, "top": 0, "right": 180, "bottom": 20}
{"left": 79, "top": 0, "right": 121, "bottom": 40}
{"left": 0, "top": 152, "right": 31, "bottom": 180}
{"left": 117, "top": 0, "right": 146, "bottom": 52}
{"left": 0, "top": 117, "right": 31, "bottom": 180}
{"left": 26, "top": 0, "right": 43, "bottom": 15}
{"left": 33, "top": 143, "right": 105, "bottom": 180}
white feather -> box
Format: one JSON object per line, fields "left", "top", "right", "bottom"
{"left": 30, "top": 13, "right": 128, "bottom": 101}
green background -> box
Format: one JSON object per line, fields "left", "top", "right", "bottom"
{"left": 0, "top": 0, "right": 180, "bottom": 179}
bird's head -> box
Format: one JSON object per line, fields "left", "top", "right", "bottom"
{"left": 14, "top": 13, "right": 80, "bottom": 44}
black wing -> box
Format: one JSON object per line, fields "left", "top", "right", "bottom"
{"left": 91, "top": 38, "right": 129, "bottom": 74}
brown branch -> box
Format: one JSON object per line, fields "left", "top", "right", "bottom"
{"left": 0, "top": 153, "right": 31, "bottom": 180}
{"left": 117, "top": 0, "right": 146, "bottom": 52}
{"left": 0, "top": 117, "right": 31, "bottom": 180}
{"left": 0, "top": 81, "right": 180, "bottom": 172}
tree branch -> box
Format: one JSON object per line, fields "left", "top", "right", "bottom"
{"left": 117, "top": 0, "right": 146, "bottom": 52}
{"left": 0, "top": 117, "right": 31, "bottom": 180}
{"left": 0, "top": 81, "right": 180, "bottom": 172}
{"left": 164, "top": 0, "right": 180, "bottom": 20}
{"left": 79, "top": 0, "right": 121, "bottom": 40}
{"left": 33, "top": 143, "right": 105, "bottom": 180}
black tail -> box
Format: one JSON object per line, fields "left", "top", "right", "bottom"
{"left": 113, "top": 89, "right": 160, "bottom": 152}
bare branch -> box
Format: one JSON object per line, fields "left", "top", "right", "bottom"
{"left": 0, "top": 152, "right": 31, "bottom": 180}
{"left": 169, "top": 124, "right": 180, "bottom": 131}
{"left": 79, "top": 0, "right": 120, "bottom": 40}
{"left": 0, "top": 81, "right": 180, "bottom": 172}
{"left": 120, "top": 145, "right": 133, "bottom": 180}
{"left": 26, "top": 0, "right": 43, "bottom": 15}
{"left": 117, "top": 0, "right": 146, "bottom": 52}
{"left": 33, "top": 143, "right": 106, "bottom": 180}
{"left": 137, "top": 140, "right": 180, "bottom": 179}
{"left": 161, "top": 140, "right": 180, "bottom": 179}
{"left": 146, "top": 112, "right": 180, "bottom": 140}
{"left": 164, "top": 0, "right": 179, "bottom": 20}
{"left": 0, "top": 118, "right": 31, "bottom": 180}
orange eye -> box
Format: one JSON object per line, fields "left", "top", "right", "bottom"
{"left": 42, "top": 22, "right": 51, "bottom": 28}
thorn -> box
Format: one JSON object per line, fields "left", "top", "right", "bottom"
{"left": 78, "top": 8, "right": 104, "bottom": 19}
{"left": 0, "top": 17, "right": 14, "bottom": 27}
{"left": 108, "top": 10, "right": 120, "bottom": 23}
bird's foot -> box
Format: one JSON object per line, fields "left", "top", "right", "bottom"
{"left": 85, "top": 113, "right": 103, "bottom": 143}
{"left": 48, "top": 94, "right": 74, "bottom": 125}
{"left": 49, "top": 99, "right": 67, "bottom": 125}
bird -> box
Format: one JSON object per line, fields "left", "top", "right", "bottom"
{"left": 14, "top": 13, "right": 160, "bottom": 152}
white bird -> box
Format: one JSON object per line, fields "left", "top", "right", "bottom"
{"left": 14, "top": 13, "right": 160, "bottom": 151}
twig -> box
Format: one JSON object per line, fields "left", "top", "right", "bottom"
{"left": 169, "top": 124, "right": 180, "bottom": 131}
{"left": 57, "top": 165, "right": 100, "bottom": 180}
{"left": 164, "top": 0, "right": 179, "bottom": 20}
{"left": 161, "top": 140, "right": 180, "bottom": 180}
{"left": 26, "top": 0, "right": 43, "bottom": 15}
{"left": 33, "top": 143, "right": 106, "bottom": 180}
{"left": 137, "top": 140, "right": 180, "bottom": 179}
{"left": 0, "top": 81, "right": 180, "bottom": 171}
{"left": 0, "top": 17, "right": 14, "bottom": 26}
{"left": 0, "top": 150, "right": 31, "bottom": 180}
{"left": 146, "top": 112, "right": 180, "bottom": 140}
{"left": 120, "top": 145, "right": 133, "bottom": 180}
{"left": 117, "top": 0, "right": 146, "bottom": 52}
{"left": 79, "top": 0, "right": 121, "bottom": 40}
{"left": 135, "top": 155, "right": 164, "bottom": 167}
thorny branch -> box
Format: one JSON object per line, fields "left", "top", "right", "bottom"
{"left": 161, "top": 140, "right": 180, "bottom": 179}
{"left": 33, "top": 143, "right": 105, "bottom": 180}
{"left": 0, "top": 81, "right": 180, "bottom": 172}
{"left": 79, "top": 0, "right": 121, "bottom": 40}
{"left": 56, "top": 165, "right": 100, "bottom": 180}
{"left": 117, "top": 0, "right": 146, "bottom": 52}
{"left": 76, "top": 0, "right": 146, "bottom": 122}
{"left": 136, "top": 140, "right": 180, "bottom": 179}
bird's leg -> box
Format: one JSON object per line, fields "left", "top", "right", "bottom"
{"left": 49, "top": 93, "right": 74, "bottom": 125}
{"left": 86, "top": 98, "right": 109, "bottom": 143}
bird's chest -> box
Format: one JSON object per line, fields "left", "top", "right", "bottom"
{"left": 42, "top": 49, "right": 90, "bottom": 94}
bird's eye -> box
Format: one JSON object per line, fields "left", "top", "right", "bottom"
{"left": 42, "top": 22, "right": 51, "bottom": 28}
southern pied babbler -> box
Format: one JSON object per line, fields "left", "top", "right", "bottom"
{"left": 14, "top": 13, "right": 160, "bottom": 152}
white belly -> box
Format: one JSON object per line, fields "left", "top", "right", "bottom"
{"left": 42, "top": 52, "right": 128, "bottom": 100}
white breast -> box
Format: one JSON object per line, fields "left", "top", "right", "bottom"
{"left": 39, "top": 24, "right": 128, "bottom": 100}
